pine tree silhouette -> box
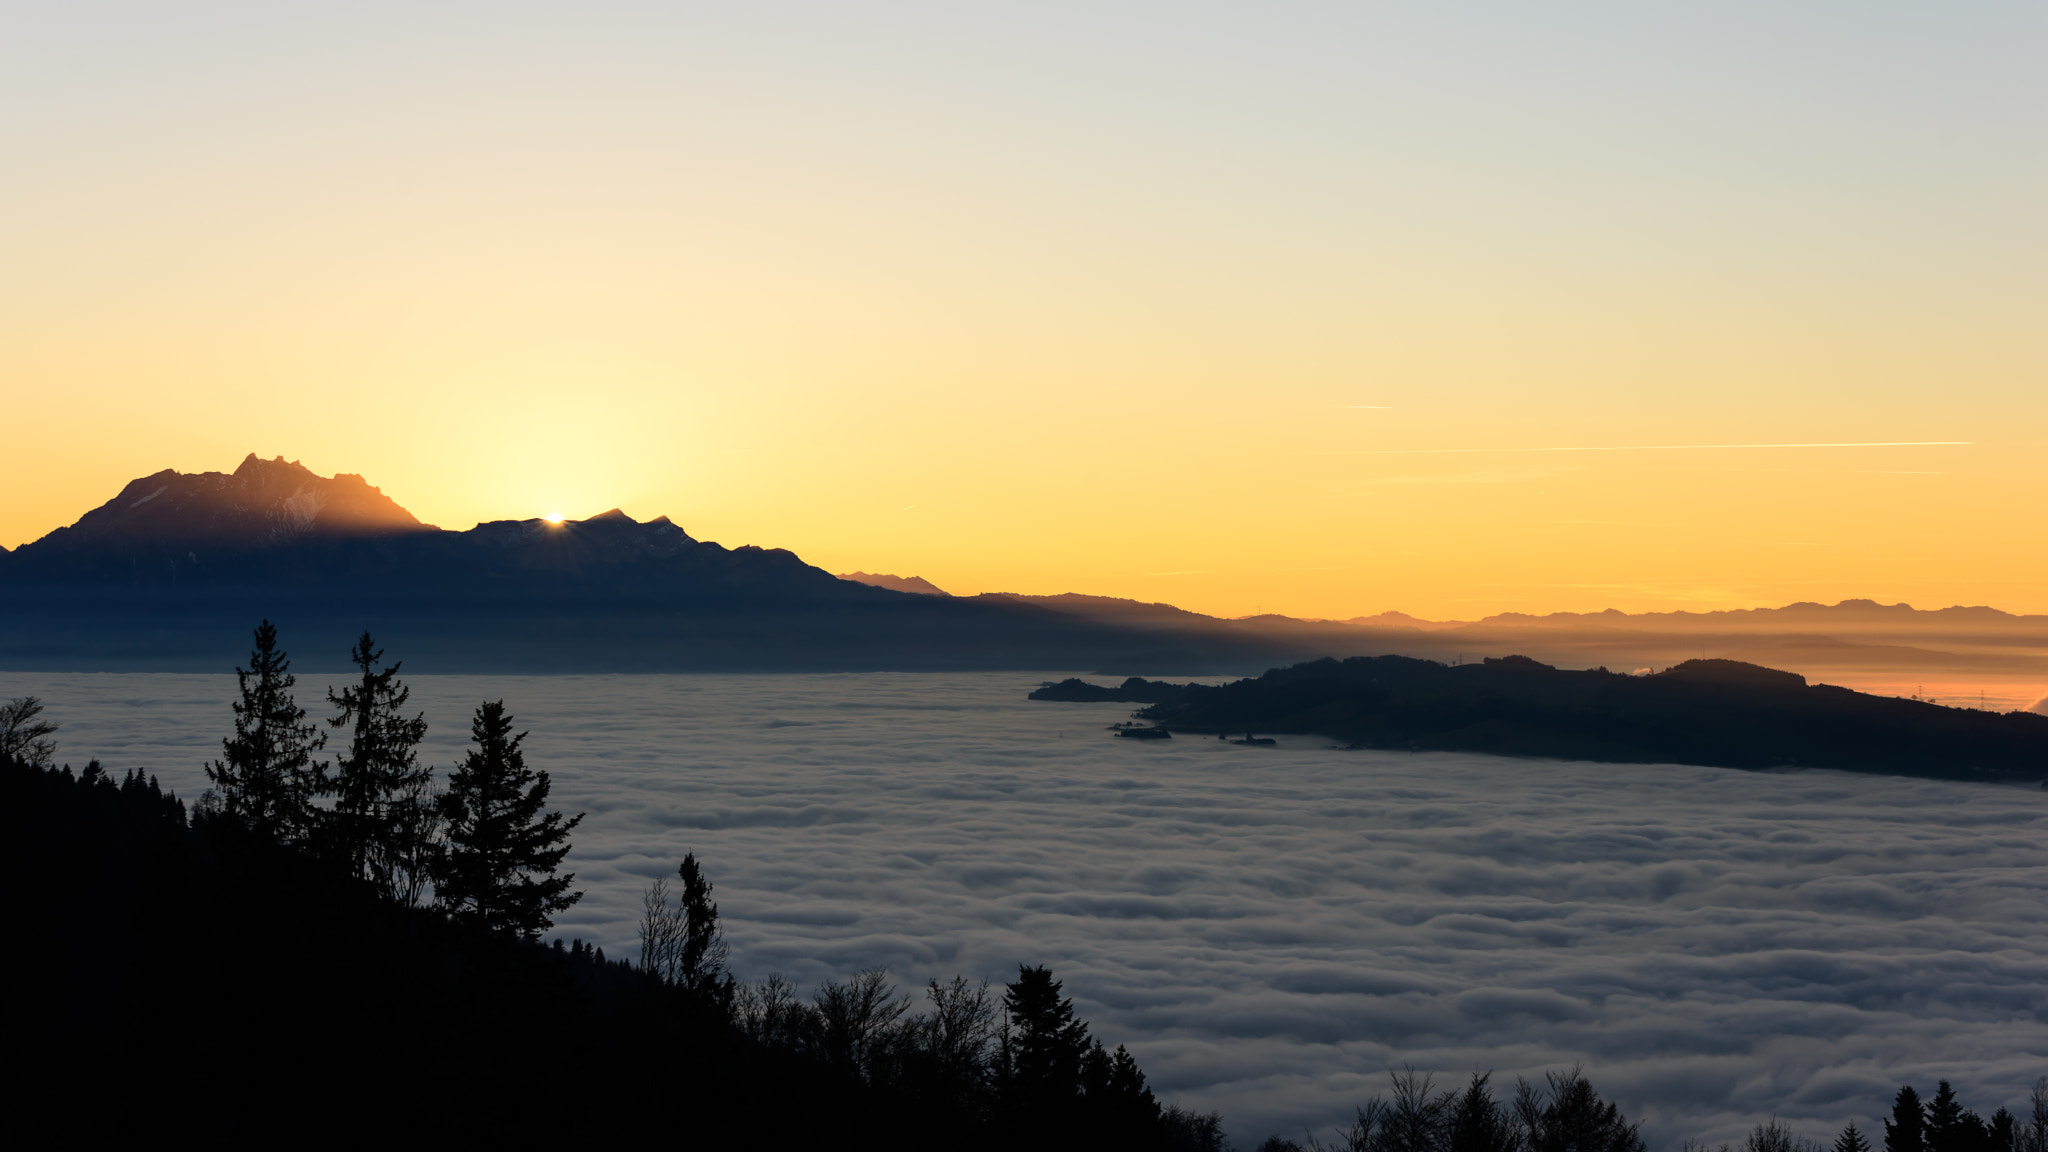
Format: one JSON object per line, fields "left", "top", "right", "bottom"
{"left": 637, "top": 852, "right": 734, "bottom": 1004}
{"left": 323, "top": 631, "right": 433, "bottom": 898}
{"left": 1887, "top": 1087, "right": 1927, "bottom": 1152}
{"left": 1989, "top": 1111, "right": 2017, "bottom": 1152}
{"left": 1837, "top": 1121, "right": 1874, "bottom": 1152}
{"left": 435, "top": 700, "right": 582, "bottom": 939}
{"left": 208, "top": 621, "right": 324, "bottom": 842}
{"left": 1448, "top": 1072, "right": 1516, "bottom": 1152}
{"left": 1004, "top": 965, "right": 1091, "bottom": 1108}
{"left": 676, "top": 853, "right": 732, "bottom": 1001}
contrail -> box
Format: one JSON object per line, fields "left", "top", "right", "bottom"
{"left": 1318, "top": 441, "right": 1969, "bottom": 456}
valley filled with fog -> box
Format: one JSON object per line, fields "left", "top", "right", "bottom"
{"left": 9, "top": 669, "right": 2043, "bottom": 1147}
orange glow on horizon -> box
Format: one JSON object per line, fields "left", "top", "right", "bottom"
{"left": 0, "top": 4, "right": 2040, "bottom": 620}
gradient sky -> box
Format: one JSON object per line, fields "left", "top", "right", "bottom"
{"left": 3, "top": 1, "right": 2042, "bottom": 619}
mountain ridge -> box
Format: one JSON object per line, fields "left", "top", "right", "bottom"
{"left": 0, "top": 456, "right": 1314, "bottom": 672}
{"left": 2, "top": 457, "right": 2042, "bottom": 695}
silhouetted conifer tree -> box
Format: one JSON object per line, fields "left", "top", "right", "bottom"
{"left": 676, "top": 853, "right": 732, "bottom": 999}
{"left": 1837, "top": 1121, "right": 1874, "bottom": 1152}
{"left": 1085, "top": 1040, "right": 1160, "bottom": 1136}
{"left": 208, "top": 621, "right": 323, "bottom": 842}
{"left": 1003, "top": 964, "right": 1091, "bottom": 1116}
{"left": 323, "top": 631, "right": 434, "bottom": 899}
{"left": 1448, "top": 1072, "right": 1516, "bottom": 1152}
{"left": 1517, "top": 1068, "right": 1646, "bottom": 1152}
{"left": 435, "top": 700, "right": 582, "bottom": 938}
{"left": 638, "top": 853, "right": 733, "bottom": 1005}
{"left": 1888, "top": 1087, "right": 1928, "bottom": 1152}
{"left": 1991, "top": 1111, "right": 2017, "bottom": 1152}
{"left": 1929, "top": 1083, "right": 1967, "bottom": 1152}
{"left": 0, "top": 695, "right": 59, "bottom": 768}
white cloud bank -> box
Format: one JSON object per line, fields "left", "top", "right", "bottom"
{"left": 7, "top": 669, "right": 2043, "bottom": 1149}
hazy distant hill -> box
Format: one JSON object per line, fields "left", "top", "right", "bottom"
{"left": 1464, "top": 600, "right": 2048, "bottom": 635}
{"left": 839, "top": 571, "right": 951, "bottom": 596}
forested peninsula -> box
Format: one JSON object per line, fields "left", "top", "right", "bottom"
{"left": 1032, "top": 657, "right": 2048, "bottom": 780}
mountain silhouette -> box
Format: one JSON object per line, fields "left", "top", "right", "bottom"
{"left": 25, "top": 454, "right": 427, "bottom": 569}
{"left": 839, "top": 571, "right": 951, "bottom": 596}
{"left": 4, "top": 457, "right": 2043, "bottom": 687}
{"left": 0, "top": 457, "right": 1318, "bottom": 672}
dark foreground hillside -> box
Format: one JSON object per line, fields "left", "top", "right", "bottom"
{"left": 11, "top": 730, "right": 2041, "bottom": 1150}
{"left": 4, "top": 757, "right": 1203, "bottom": 1150}
{"left": 1035, "top": 657, "right": 2048, "bottom": 780}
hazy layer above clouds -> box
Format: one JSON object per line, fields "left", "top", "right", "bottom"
{"left": 9, "top": 670, "right": 2042, "bottom": 1147}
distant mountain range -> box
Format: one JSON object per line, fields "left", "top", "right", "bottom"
{"left": 1360, "top": 600, "right": 2047, "bottom": 634}
{"left": 3, "top": 456, "right": 2044, "bottom": 704}
{"left": 838, "top": 572, "right": 951, "bottom": 597}
{"left": 0, "top": 456, "right": 1317, "bottom": 672}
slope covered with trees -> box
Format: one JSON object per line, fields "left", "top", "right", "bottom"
{"left": 4, "top": 623, "right": 1216, "bottom": 1149}
{"left": 9, "top": 624, "right": 2042, "bottom": 1147}
{"left": 1036, "top": 657, "right": 2048, "bottom": 780}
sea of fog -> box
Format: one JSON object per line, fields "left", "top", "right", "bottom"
{"left": 6, "top": 669, "right": 2043, "bottom": 1148}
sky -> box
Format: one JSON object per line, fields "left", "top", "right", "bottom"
{"left": 2, "top": 1, "right": 2043, "bottom": 619}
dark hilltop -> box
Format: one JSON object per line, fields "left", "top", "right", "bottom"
{"left": 1034, "top": 656, "right": 2048, "bottom": 781}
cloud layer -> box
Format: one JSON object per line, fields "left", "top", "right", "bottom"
{"left": 8, "top": 670, "right": 2044, "bottom": 1149}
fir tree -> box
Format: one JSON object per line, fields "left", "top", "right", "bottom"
{"left": 1004, "top": 965, "right": 1091, "bottom": 1104}
{"left": 207, "top": 621, "right": 323, "bottom": 842}
{"left": 435, "top": 700, "right": 583, "bottom": 939}
{"left": 1838, "top": 1121, "right": 1874, "bottom": 1152}
{"left": 637, "top": 852, "right": 733, "bottom": 1003}
{"left": 1991, "top": 1111, "right": 2017, "bottom": 1152}
{"left": 1928, "top": 1082, "right": 1967, "bottom": 1152}
{"left": 1449, "top": 1072, "right": 1516, "bottom": 1152}
{"left": 675, "top": 853, "right": 732, "bottom": 1000}
{"left": 1525, "top": 1069, "right": 1647, "bottom": 1152}
{"left": 1082, "top": 1039, "right": 1160, "bottom": 1136}
{"left": 1888, "top": 1087, "right": 1928, "bottom": 1152}
{"left": 323, "top": 631, "right": 433, "bottom": 898}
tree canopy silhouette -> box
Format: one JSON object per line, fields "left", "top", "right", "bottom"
{"left": 0, "top": 695, "right": 59, "bottom": 769}
{"left": 323, "top": 631, "right": 434, "bottom": 900}
{"left": 1887, "top": 1085, "right": 1927, "bottom": 1152}
{"left": 435, "top": 699, "right": 582, "bottom": 939}
{"left": 208, "top": 620, "right": 324, "bottom": 843}
{"left": 640, "top": 852, "right": 734, "bottom": 1006}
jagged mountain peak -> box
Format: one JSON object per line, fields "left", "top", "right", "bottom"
{"left": 23, "top": 454, "right": 429, "bottom": 557}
